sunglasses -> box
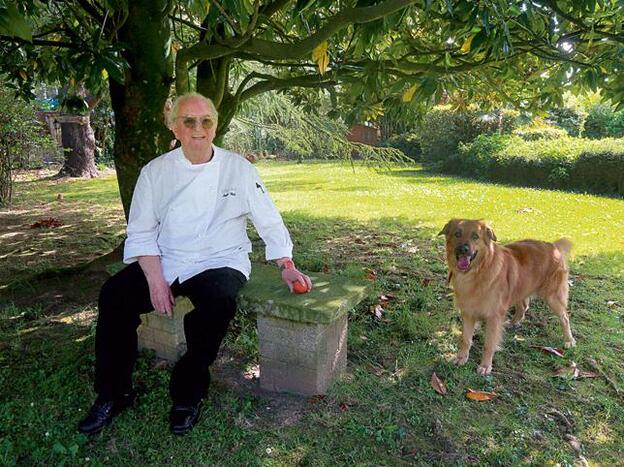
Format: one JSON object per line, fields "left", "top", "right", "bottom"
{"left": 176, "top": 115, "right": 216, "bottom": 130}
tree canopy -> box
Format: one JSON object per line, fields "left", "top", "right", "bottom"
{"left": 1, "top": 0, "right": 622, "bottom": 214}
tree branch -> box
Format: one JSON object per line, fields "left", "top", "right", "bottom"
{"left": 240, "top": 73, "right": 336, "bottom": 102}
{"left": 175, "top": 0, "right": 418, "bottom": 92}
{"left": 210, "top": 0, "right": 242, "bottom": 35}
{"left": 242, "top": 0, "right": 418, "bottom": 59}
{"left": 543, "top": 0, "right": 624, "bottom": 43}
{"left": 0, "top": 35, "right": 79, "bottom": 49}
{"left": 169, "top": 14, "right": 208, "bottom": 32}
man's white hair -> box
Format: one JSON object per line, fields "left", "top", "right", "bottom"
{"left": 167, "top": 92, "right": 218, "bottom": 127}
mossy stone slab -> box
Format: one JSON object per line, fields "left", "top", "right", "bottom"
{"left": 107, "top": 262, "right": 369, "bottom": 324}
{"left": 242, "top": 263, "right": 369, "bottom": 324}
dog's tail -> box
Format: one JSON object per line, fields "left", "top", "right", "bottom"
{"left": 554, "top": 238, "right": 573, "bottom": 257}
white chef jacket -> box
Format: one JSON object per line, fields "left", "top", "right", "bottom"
{"left": 123, "top": 145, "right": 293, "bottom": 284}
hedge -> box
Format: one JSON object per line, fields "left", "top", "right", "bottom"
{"left": 513, "top": 126, "right": 568, "bottom": 141}
{"left": 418, "top": 106, "right": 519, "bottom": 162}
{"left": 443, "top": 135, "right": 624, "bottom": 196}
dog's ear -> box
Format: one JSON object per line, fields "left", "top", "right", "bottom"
{"left": 486, "top": 226, "right": 497, "bottom": 243}
{"left": 438, "top": 220, "right": 453, "bottom": 237}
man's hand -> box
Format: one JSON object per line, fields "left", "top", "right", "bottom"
{"left": 277, "top": 258, "right": 312, "bottom": 294}
{"left": 138, "top": 255, "right": 175, "bottom": 317}
{"left": 147, "top": 277, "right": 175, "bottom": 317}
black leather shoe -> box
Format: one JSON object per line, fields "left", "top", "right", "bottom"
{"left": 169, "top": 402, "right": 201, "bottom": 435}
{"left": 78, "top": 392, "right": 136, "bottom": 435}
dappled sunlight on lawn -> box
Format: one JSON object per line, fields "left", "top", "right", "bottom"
{"left": 0, "top": 172, "right": 126, "bottom": 287}
{"left": 2, "top": 162, "right": 622, "bottom": 287}
{"left": 258, "top": 161, "right": 624, "bottom": 277}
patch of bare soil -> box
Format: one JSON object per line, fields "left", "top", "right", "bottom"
{"left": 212, "top": 352, "right": 309, "bottom": 429}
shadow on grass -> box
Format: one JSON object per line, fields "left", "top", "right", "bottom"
{"left": 388, "top": 167, "right": 624, "bottom": 200}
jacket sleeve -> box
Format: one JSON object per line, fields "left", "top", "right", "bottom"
{"left": 247, "top": 165, "right": 293, "bottom": 261}
{"left": 123, "top": 166, "right": 161, "bottom": 263}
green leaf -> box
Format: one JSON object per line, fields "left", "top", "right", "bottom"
{"left": 0, "top": 2, "right": 32, "bottom": 41}
{"left": 242, "top": 0, "right": 254, "bottom": 15}
{"left": 481, "top": 9, "right": 490, "bottom": 34}
{"left": 418, "top": 76, "right": 438, "bottom": 100}
{"left": 294, "top": 0, "right": 316, "bottom": 14}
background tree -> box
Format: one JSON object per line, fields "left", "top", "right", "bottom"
{"left": 0, "top": 83, "right": 59, "bottom": 206}
{"left": 56, "top": 92, "right": 99, "bottom": 178}
{"left": 1, "top": 0, "right": 622, "bottom": 216}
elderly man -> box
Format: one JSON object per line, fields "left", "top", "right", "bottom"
{"left": 78, "top": 92, "right": 312, "bottom": 435}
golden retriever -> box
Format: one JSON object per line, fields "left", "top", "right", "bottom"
{"left": 439, "top": 219, "right": 576, "bottom": 375}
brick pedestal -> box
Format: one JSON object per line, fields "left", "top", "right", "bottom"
{"left": 257, "top": 314, "right": 347, "bottom": 395}
{"left": 137, "top": 299, "right": 193, "bottom": 361}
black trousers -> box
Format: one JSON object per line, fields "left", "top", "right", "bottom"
{"left": 94, "top": 262, "right": 246, "bottom": 405}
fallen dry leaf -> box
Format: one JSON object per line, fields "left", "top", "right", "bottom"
{"left": 554, "top": 362, "right": 579, "bottom": 378}
{"left": 30, "top": 217, "right": 62, "bottom": 229}
{"left": 530, "top": 345, "right": 564, "bottom": 357}
{"left": 379, "top": 293, "right": 395, "bottom": 304}
{"left": 366, "top": 270, "right": 377, "bottom": 281}
{"left": 370, "top": 304, "right": 384, "bottom": 320}
{"left": 553, "top": 362, "right": 599, "bottom": 380}
{"left": 465, "top": 389, "right": 497, "bottom": 401}
{"left": 579, "top": 371, "right": 599, "bottom": 379}
{"left": 564, "top": 434, "right": 582, "bottom": 453}
{"left": 431, "top": 372, "right": 447, "bottom": 395}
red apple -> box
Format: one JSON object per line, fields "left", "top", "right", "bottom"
{"left": 293, "top": 281, "right": 309, "bottom": 294}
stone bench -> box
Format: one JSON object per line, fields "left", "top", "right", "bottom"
{"left": 128, "top": 263, "right": 369, "bottom": 396}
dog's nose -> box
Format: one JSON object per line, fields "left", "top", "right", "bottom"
{"left": 457, "top": 243, "right": 470, "bottom": 255}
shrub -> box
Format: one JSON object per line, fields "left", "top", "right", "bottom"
{"left": 418, "top": 106, "right": 519, "bottom": 162}
{"left": 548, "top": 106, "right": 586, "bottom": 137}
{"left": 606, "top": 111, "right": 624, "bottom": 138}
{"left": 451, "top": 134, "right": 624, "bottom": 195}
{"left": 381, "top": 132, "right": 421, "bottom": 160}
{"left": 584, "top": 103, "right": 613, "bottom": 139}
{"left": 513, "top": 125, "right": 568, "bottom": 141}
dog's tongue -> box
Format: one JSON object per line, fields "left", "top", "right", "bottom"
{"left": 457, "top": 256, "right": 471, "bottom": 270}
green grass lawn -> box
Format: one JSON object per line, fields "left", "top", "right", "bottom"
{"left": 1, "top": 161, "right": 623, "bottom": 465}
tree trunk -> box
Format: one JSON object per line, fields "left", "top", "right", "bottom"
{"left": 0, "top": 144, "right": 12, "bottom": 206}
{"left": 197, "top": 58, "right": 237, "bottom": 146}
{"left": 57, "top": 115, "right": 99, "bottom": 178}
{"left": 110, "top": 0, "right": 174, "bottom": 220}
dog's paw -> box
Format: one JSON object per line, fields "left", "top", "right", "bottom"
{"left": 564, "top": 338, "right": 577, "bottom": 348}
{"left": 453, "top": 353, "right": 469, "bottom": 366}
{"left": 477, "top": 364, "right": 492, "bottom": 376}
